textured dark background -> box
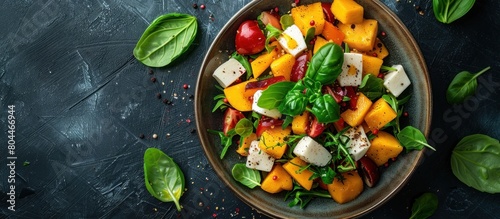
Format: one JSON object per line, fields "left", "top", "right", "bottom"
{"left": 1, "top": 0, "right": 499, "bottom": 218}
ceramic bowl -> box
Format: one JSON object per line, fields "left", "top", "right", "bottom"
{"left": 195, "top": 0, "right": 431, "bottom": 218}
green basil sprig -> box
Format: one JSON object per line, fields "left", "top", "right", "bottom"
{"left": 143, "top": 148, "right": 185, "bottom": 211}
{"left": 358, "top": 74, "right": 385, "bottom": 101}
{"left": 305, "top": 43, "right": 344, "bottom": 85}
{"left": 451, "top": 134, "right": 500, "bottom": 193}
{"left": 134, "top": 13, "right": 198, "bottom": 67}
{"left": 433, "top": 0, "right": 476, "bottom": 24}
{"left": 232, "top": 163, "right": 262, "bottom": 189}
{"left": 410, "top": 192, "right": 438, "bottom": 219}
{"left": 446, "top": 66, "right": 491, "bottom": 104}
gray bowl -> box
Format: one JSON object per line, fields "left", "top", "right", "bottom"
{"left": 195, "top": 0, "right": 432, "bottom": 218}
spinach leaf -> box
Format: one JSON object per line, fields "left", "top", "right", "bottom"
{"left": 310, "top": 94, "right": 340, "bottom": 123}
{"left": 134, "top": 13, "right": 198, "bottom": 67}
{"left": 231, "top": 52, "right": 253, "bottom": 80}
{"left": 433, "top": 0, "right": 476, "bottom": 24}
{"left": 359, "top": 74, "right": 385, "bottom": 100}
{"left": 451, "top": 134, "right": 500, "bottom": 193}
{"left": 305, "top": 43, "right": 344, "bottom": 85}
{"left": 280, "top": 14, "right": 294, "bottom": 30}
{"left": 234, "top": 118, "right": 253, "bottom": 138}
{"left": 257, "top": 81, "right": 295, "bottom": 109}
{"left": 143, "top": 148, "right": 185, "bottom": 211}
{"left": 446, "top": 66, "right": 491, "bottom": 104}
{"left": 410, "top": 192, "right": 438, "bottom": 219}
{"left": 232, "top": 163, "right": 261, "bottom": 189}
{"left": 397, "top": 126, "right": 436, "bottom": 151}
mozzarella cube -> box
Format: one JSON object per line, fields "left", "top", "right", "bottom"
{"left": 212, "top": 58, "right": 246, "bottom": 88}
{"left": 277, "top": 25, "right": 307, "bottom": 57}
{"left": 344, "top": 126, "right": 371, "bottom": 161}
{"left": 252, "top": 90, "right": 282, "bottom": 119}
{"left": 293, "top": 136, "right": 332, "bottom": 167}
{"left": 337, "top": 53, "right": 363, "bottom": 87}
{"left": 246, "top": 140, "right": 275, "bottom": 172}
{"left": 383, "top": 64, "right": 411, "bottom": 97}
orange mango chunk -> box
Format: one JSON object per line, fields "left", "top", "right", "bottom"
{"left": 327, "top": 171, "right": 364, "bottom": 204}
{"left": 283, "top": 157, "right": 314, "bottom": 191}
{"left": 261, "top": 164, "right": 293, "bottom": 193}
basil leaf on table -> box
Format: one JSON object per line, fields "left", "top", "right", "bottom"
{"left": 397, "top": 126, "right": 436, "bottom": 151}
{"left": 232, "top": 163, "right": 262, "bottom": 189}
{"left": 134, "top": 13, "right": 198, "bottom": 67}
{"left": 446, "top": 66, "right": 491, "bottom": 104}
{"left": 451, "top": 134, "right": 500, "bottom": 193}
{"left": 433, "top": 0, "right": 476, "bottom": 24}
{"left": 143, "top": 148, "right": 185, "bottom": 211}
{"left": 410, "top": 192, "right": 438, "bottom": 219}
{"left": 305, "top": 43, "right": 344, "bottom": 85}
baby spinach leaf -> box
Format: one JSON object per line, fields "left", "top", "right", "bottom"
{"left": 280, "top": 14, "right": 294, "bottom": 30}
{"left": 410, "top": 192, "right": 438, "bottom": 219}
{"left": 143, "top": 148, "right": 185, "bottom": 211}
{"left": 234, "top": 118, "right": 253, "bottom": 138}
{"left": 359, "top": 74, "right": 385, "bottom": 100}
{"left": 305, "top": 43, "right": 344, "bottom": 85}
{"left": 310, "top": 94, "right": 340, "bottom": 123}
{"left": 433, "top": 0, "right": 476, "bottom": 24}
{"left": 446, "top": 66, "right": 491, "bottom": 104}
{"left": 397, "top": 126, "right": 436, "bottom": 151}
{"left": 451, "top": 134, "right": 500, "bottom": 193}
{"left": 257, "top": 81, "right": 295, "bottom": 109}
{"left": 134, "top": 13, "right": 198, "bottom": 67}
{"left": 232, "top": 163, "right": 261, "bottom": 189}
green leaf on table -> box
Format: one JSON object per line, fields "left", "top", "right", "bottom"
{"left": 232, "top": 163, "right": 261, "bottom": 189}
{"left": 433, "top": 0, "right": 476, "bottom": 24}
{"left": 143, "top": 148, "right": 185, "bottom": 211}
{"left": 397, "top": 126, "right": 436, "bottom": 151}
{"left": 446, "top": 66, "right": 491, "bottom": 104}
{"left": 451, "top": 134, "right": 500, "bottom": 193}
{"left": 134, "top": 13, "right": 198, "bottom": 67}
{"left": 410, "top": 192, "right": 438, "bottom": 219}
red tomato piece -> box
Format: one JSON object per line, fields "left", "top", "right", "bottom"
{"left": 345, "top": 86, "right": 358, "bottom": 110}
{"left": 245, "top": 76, "right": 286, "bottom": 90}
{"left": 256, "top": 116, "right": 284, "bottom": 137}
{"left": 235, "top": 20, "right": 266, "bottom": 55}
{"left": 290, "top": 53, "right": 309, "bottom": 82}
{"left": 307, "top": 116, "right": 329, "bottom": 138}
{"left": 223, "top": 108, "right": 245, "bottom": 136}
{"left": 259, "top": 11, "right": 281, "bottom": 30}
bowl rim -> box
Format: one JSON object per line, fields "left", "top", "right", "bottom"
{"left": 195, "top": 0, "right": 432, "bottom": 218}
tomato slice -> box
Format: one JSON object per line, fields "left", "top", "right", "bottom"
{"left": 307, "top": 116, "right": 329, "bottom": 138}
{"left": 345, "top": 86, "right": 358, "bottom": 110}
{"left": 223, "top": 108, "right": 245, "bottom": 136}
{"left": 256, "top": 116, "right": 283, "bottom": 137}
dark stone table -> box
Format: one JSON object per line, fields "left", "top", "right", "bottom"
{"left": 1, "top": 0, "right": 498, "bottom": 218}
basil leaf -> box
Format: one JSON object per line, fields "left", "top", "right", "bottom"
{"left": 305, "top": 43, "right": 344, "bottom": 85}
{"left": 134, "top": 13, "right": 198, "bottom": 67}
{"left": 232, "top": 163, "right": 262, "bottom": 189}
{"left": 397, "top": 126, "right": 436, "bottom": 151}
{"left": 234, "top": 118, "right": 253, "bottom": 138}
{"left": 279, "top": 84, "right": 308, "bottom": 116}
{"left": 231, "top": 52, "right": 253, "bottom": 80}
{"left": 433, "top": 0, "right": 476, "bottom": 24}
{"left": 446, "top": 66, "right": 491, "bottom": 104}
{"left": 410, "top": 192, "right": 438, "bottom": 219}
{"left": 257, "top": 81, "right": 295, "bottom": 109}
{"left": 451, "top": 134, "right": 500, "bottom": 193}
{"left": 310, "top": 94, "right": 340, "bottom": 123}
{"left": 304, "top": 27, "right": 316, "bottom": 50}
{"left": 144, "top": 148, "right": 185, "bottom": 211}
{"left": 280, "top": 14, "right": 294, "bottom": 30}
{"left": 359, "top": 74, "right": 385, "bottom": 100}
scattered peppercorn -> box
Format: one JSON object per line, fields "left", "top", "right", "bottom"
{"left": 148, "top": 69, "right": 154, "bottom": 75}
{"left": 190, "top": 128, "right": 197, "bottom": 133}
{"left": 350, "top": 24, "right": 356, "bottom": 29}
{"left": 152, "top": 134, "right": 158, "bottom": 139}
{"left": 183, "top": 84, "right": 189, "bottom": 89}
{"left": 156, "top": 93, "right": 162, "bottom": 99}
{"left": 403, "top": 111, "right": 409, "bottom": 117}
{"left": 139, "top": 133, "right": 145, "bottom": 139}
{"left": 200, "top": 4, "right": 205, "bottom": 9}
{"left": 192, "top": 3, "right": 198, "bottom": 9}
{"left": 309, "top": 20, "right": 315, "bottom": 26}
{"left": 381, "top": 31, "right": 387, "bottom": 37}
{"left": 272, "top": 175, "right": 278, "bottom": 180}
{"left": 295, "top": 0, "right": 300, "bottom": 4}
{"left": 372, "top": 129, "right": 379, "bottom": 135}
{"left": 151, "top": 77, "right": 157, "bottom": 83}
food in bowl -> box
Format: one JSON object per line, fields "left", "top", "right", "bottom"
{"left": 196, "top": 0, "right": 432, "bottom": 217}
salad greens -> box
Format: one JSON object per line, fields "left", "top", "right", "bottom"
{"left": 358, "top": 74, "right": 385, "bottom": 101}
{"left": 446, "top": 66, "right": 491, "bottom": 104}
{"left": 133, "top": 13, "right": 198, "bottom": 67}
{"left": 433, "top": 0, "right": 476, "bottom": 24}
{"left": 410, "top": 192, "right": 438, "bottom": 219}
{"left": 232, "top": 163, "right": 262, "bottom": 189}
{"left": 397, "top": 126, "right": 436, "bottom": 151}
{"left": 143, "top": 148, "right": 185, "bottom": 211}
{"left": 451, "top": 134, "right": 500, "bottom": 193}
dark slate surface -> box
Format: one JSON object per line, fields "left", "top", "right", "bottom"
{"left": 0, "top": 0, "right": 498, "bottom": 218}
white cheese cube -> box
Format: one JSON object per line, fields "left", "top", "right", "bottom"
{"left": 337, "top": 53, "right": 363, "bottom": 87}
{"left": 293, "top": 136, "right": 332, "bottom": 167}
{"left": 212, "top": 58, "right": 246, "bottom": 88}
{"left": 344, "top": 126, "right": 371, "bottom": 161}
{"left": 383, "top": 64, "right": 411, "bottom": 97}
{"left": 252, "top": 90, "right": 282, "bottom": 119}
{"left": 277, "top": 25, "right": 307, "bottom": 57}
{"left": 246, "top": 140, "right": 275, "bottom": 172}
